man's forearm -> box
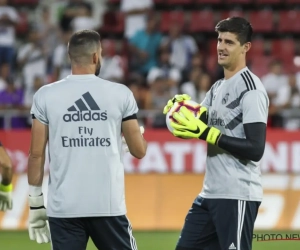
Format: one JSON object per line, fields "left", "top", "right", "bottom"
{"left": 28, "top": 154, "right": 45, "bottom": 187}
{"left": 1, "top": 167, "right": 13, "bottom": 185}
{"left": 0, "top": 146, "right": 13, "bottom": 185}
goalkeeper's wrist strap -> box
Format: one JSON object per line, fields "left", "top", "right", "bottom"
{"left": 199, "top": 127, "right": 221, "bottom": 145}
{"left": 0, "top": 183, "right": 13, "bottom": 192}
{"left": 28, "top": 194, "right": 45, "bottom": 209}
{"left": 29, "top": 185, "right": 42, "bottom": 197}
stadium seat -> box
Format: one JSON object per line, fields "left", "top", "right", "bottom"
{"left": 160, "top": 11, "right": 185, "bottom": 32}
{"left": 271, "top": 39, "right": 295, "bottom": 63}
{"left": 225, "top": 0, "right": 252, "bottom": 4}
{"left": 248, "top": 10, "right": 274, "bottom": 33}
{"left": 278, "top": 11, "right": 300, "bottom": 33}
{"left": 108, "top": 0, "right": 120, "bottom": 3}
{"left": 100, "top": 12, "right": 124, "bottom": 35}
{"left": 11, "top": 0, "right": 38, "bottom": 4}
{"left": 189, "top": 10, "right": 215, "bottom": 32}
{"left": 285, "top": 0, "right": 300, "bottom": 3}
{"left": 15, "top": 11, "right": 29, "bottom": 35}
{"left": 196, "top": 0, "right": 223, "bottom": 4}
{"left": 248, "top": 39, "right": 265, "bottom": 60}
{"left": 221, "top": 10, "right": 245, "bottom": 20}
{"left": 250, "top": 56, "right": 274, "bottom": 78}
{"left": 166, "top": 0, "right": 193, "bottom": 4}
{"left": 255, "top": 0, "right": 281, "bottom": 3}
{"left": 208, "top": 39, "right": 218, "bottom": 56}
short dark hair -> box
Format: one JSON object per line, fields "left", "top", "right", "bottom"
{"left": 68, "top": 30, "right": 100, "bottom": 64}
{"left": 215, "top": 17, "right": 253, "bottom": 45}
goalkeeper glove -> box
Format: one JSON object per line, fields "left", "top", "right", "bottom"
{"left": 0, "top": 183, "right": 13, "bottom": 211}
{"left": 122, "top": 126, "right": 145, "bottom": 152}
{"left": 163, "top": 94, "right": 191, "bottom": 115}
{"left": 171, "top": 106, "right": 221, "bottom": 145}
{"left": 28, "top": 194, "right": 51, "bottom": 244}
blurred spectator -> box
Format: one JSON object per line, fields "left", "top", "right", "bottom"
{"left": 262, "top": 60, "right": 289, "bottom": 127}
{"left": 129, "top": 15, "right": 162, "bottom": 77}
{"left": 0, "top": 77, "right": 23, "bottom": 109}
{"left": 181, "top": 71, "right": 211, "bottom": 103}
{"left": 0, "top": 0, "right": 19, "bottom": 74}
{"left": 127, "top": 74, "right": 150, "bottom": 109}
{"left": 147, "top": 48, "right": 181, "bottom": 96}
{"left": 295, "top": 70, "right": 300, "bottom": 91}
{"left": 71, "top": 3, "right": 98, "bottom": 32}
{"left": 274, "top": 74, "right": 300, "bottom": 130}
{"left": 121, "top": 0, "right": 153, "bottom": 39}
{"left": 191, "top": 53, "right": 205, "bottom": 70}
{"left": 99, "top": 39, "right": 125, "bottom": 83}
{"left": 149, "top": 76, "right": 172, "bottom": 127}
{"left": 59, "top": 0, "right": 93, "bottom": 32}
{"left": 23, "top": 76, "right": 44, "bottom": 110}
{"left": 262, "top": 60, "right": 288, "bottom": 105}
{"left": 23, "top": 76, "right": 44, "bottom": 127}
{"left": 183, "top": 52, "right": 205, "bottom": 82}
{"left": 52, "top": 29, "right": 73, "bottom": 81}
{"left": 36, "top": 6, "right": 60, "bottom": 65}
{"left": 0, "top": 77, "right": 27, "bottom": 129}
{"left": 122, "top": 73, "right": 151, "bottom": 126}
{"left": 150, "top": 76, "right": 172, "bottom": 110}
{"left": 17, "top": 28, "right": 47, "bottom": 107}
{"left": 0, "top": 64, "right": 10, "bottom": 91}
{"left": 161, "top": 23, "right": 198, "bottom": 74}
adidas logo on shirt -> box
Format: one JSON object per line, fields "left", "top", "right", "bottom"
{"left": 63, "top": 92, "right": 107, "bottom": 122}
{"left": 229, "top": 243, "right": 236, "bottom": 249}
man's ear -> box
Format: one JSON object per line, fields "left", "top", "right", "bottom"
{"left": 93, "top": 52, "right": 98, "bottom": 64}
{"left": 244, "top": 42, "right": 251, "bottom": 53}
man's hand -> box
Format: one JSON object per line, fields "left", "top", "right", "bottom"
{"left": 171, "top": 106, "right": 221, "bottom": 145}
{"left": 28, "top": 194, "right": 51, "bottom": 244}
{"left": 122, "top": 126, "right": 145, "bottom": 152}
{"left": 163, "top": 94, "right": 191, "bottom": 115}
{"left": 0, "top": 183, "right": 13, "bottom": 211}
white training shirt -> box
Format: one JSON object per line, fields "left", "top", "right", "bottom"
{"left": 31, "top": 74, "right": 138, "bottom": 217}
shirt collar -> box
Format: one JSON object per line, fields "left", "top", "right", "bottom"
{"left": 66, "top": 74, "right": 97, "bottom": 80}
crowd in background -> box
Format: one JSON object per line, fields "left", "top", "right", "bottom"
{"left": 0, "top": 0, "right": 300, "bottom": 130}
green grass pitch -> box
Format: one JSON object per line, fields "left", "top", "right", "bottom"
{"left": 0, "top": 231, "right": 299, "bottom": 249}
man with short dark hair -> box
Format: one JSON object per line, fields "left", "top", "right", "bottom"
{"left": 164, "top": 17, "right": 269, "bottom": 250}
{"left": 27, "top": 30, "right": 147, "bottom": 250}
{"left": 0, "top": 141, "right": 13, "bottom": 211}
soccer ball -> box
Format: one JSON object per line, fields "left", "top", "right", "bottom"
{"left": 165, "top": 100, "right": 201, "bottom": 133}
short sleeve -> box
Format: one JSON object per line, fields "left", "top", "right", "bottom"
{"left": 30, "top": 88, "right": 49, "bottom": 125}
{"left": 242, "top": 90, "right": 269, "bottom": 124}
{"left": 123, "top": 89, "right": 138, "bottom": 119}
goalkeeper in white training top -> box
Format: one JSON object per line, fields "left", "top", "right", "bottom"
{"left": 27, "top": 30, "right": 147, "bottom": 250}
